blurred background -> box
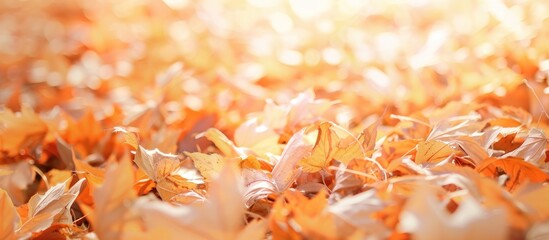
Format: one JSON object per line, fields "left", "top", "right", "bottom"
{"left": 1, "top": 0, "right": 549, "bottom": 132}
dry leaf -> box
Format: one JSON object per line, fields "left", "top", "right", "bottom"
{"left": 17, "top": 178, "right": 85, "bottom": 236}
{"left": 185, "top": 152, "right": 225, "bottom": 181}
{"left": 0, "top": 161, "right": 36, "bottom": 205}
{"left": 502, "top": 128, "right": 548, "bottom": 165}
{"left": 270, "top": 190, "right": 338, "bottom": 239}
{"left": 93, "top": 157, "right": 139, "bottom": 240}
{"left": 300, "top": 122, "right": 338, "bottom": 172}
{"left": 156, "top": 174, "right": 198, "bottom": 201}
{"left": 113, "top": 126, "right": 140, "bottom": 150}
{"left": 0, "top": 188, "right": 20, "bottom": 240}
{"left": 198, "top": 128, "right": 247, "bottom": 158}
{"left": 328, "top": 189, "right": 390, "bottom": 238}
{"left": 399, "top": 186, "right": 507, "bottom": 240}
{"left": 135, "top": 146, "right": 180, "bottom": 182}
{"left": 2, "top": 1, "right": 549, "bottom": 238}
{"left": 476, "top": 157, "right": 549, "bottom": 192}
{"left": 415, "top": 140, "right": 455, "bottom": 164}
{"left": 0, "top": 106, "right": 47, "bottom": 157}
{"left": 272, "top": 129, "right": 312, "bottom": 192}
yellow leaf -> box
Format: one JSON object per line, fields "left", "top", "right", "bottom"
{"left": 135, "top": 146, "right": 181, "bottom": 182}
{"left": 113, "top": 126, "right": 140, "bottom": 150}
{"left": 156, "top": 175, "right": 198, "bottom": 201}
{"left": 333, "top": 135, "right": 364, "bottom": 164}
{"left": 185, "top": 152, "right": 225, "bottom": 180}
{"left": 240, "top": 156, "right": 261, "bottom": 170}
{"left": 300, "top": 122, "right": 338, "bottom": 173}
{"left": 199, "top": 128, "right": 244, "bottom": 157}
{"left": 415, "top": 140, "right": 455, "bottom": 164}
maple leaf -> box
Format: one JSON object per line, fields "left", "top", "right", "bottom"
{"left": 328, "top": 189, "right": 391, "bottom": 238}
{"left": 502, "top": 128, "right": 548, "bottom": 165}
{"left": 233, "top": 100, "right": 285, "bottom": 156}
{"left": 300, "top": 122, "right": 339, "bottom": 172}
{"left": 415, "top": 140, "right": 455, "bottom": 164}
{"left": 272, "top": 129, "right": 313, "bottom": 192}
{"left": 0, "top": 188, "right": 20, "bottom": 240}
{"left": 17, "top": 178, "right": 85, "bottom": 237}
{"left": 129, "top": 164, "right": 265, "bottom": 240}
{"left": 185, "top": 151, "right": 225, "bottom": 181}
{"left": 0, "top": 161, "right": 36, "bottom": 205}
{"left": 398, "top": 186, "right": 508, "bottom": 240}
{"left": 269, "top": 190, "right": 338, "bottom": 239}
{"left": 476, "top": 157, "right": 549, "bottom": 192}
{"left": 92, "top": 156, "right": 140, "bottom": 240}
{"left": 113, "top": 126, "right": 140, "bottom": 150}
{"left": 0, "top": 106, "right": 47, "bottom": 157}
{"left": 242, "top": 168, "right": 276, "bottom": 207}
{"left": 197, "top": 128, "right": 248, "bottom": 158}
{"left": 299, "top": 121, "right": 367, "bottom": 173}
{"left": 453, "top": 136, "right": 488, "bottom": 165}
{"left": 61, "top": 109, "right": 105, "bottom": 157}
{"left": 5, "top": 1, "right": 549, "bottom": 239}
{"left": 135, "top": 146, "right": 180, "bottom": 182}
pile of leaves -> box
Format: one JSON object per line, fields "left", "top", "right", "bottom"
{"left": 1, "top": 0, "right": 549, "bottom": 239}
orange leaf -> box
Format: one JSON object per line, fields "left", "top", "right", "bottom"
{"left": 0, "top": 188, "right": 20, "bottom": 240}
{"left": 476, "top": 157, "right": 549, "bottom": 192}
{"left": 0, "top": 106, "right": 47, "bottom": 157}
{"left": 415, "top": 140, "right": 455, "bottom": 164}
{"left": 300, "top": 122, "right": 338, "bottom": 172}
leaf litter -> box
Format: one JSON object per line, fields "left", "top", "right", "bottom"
{"left": 1, "top": 0, "right": 549, "bottom": 239}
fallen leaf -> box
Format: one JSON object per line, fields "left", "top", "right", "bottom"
{"left": 135, "top": 146, "right": 181, "bottom": 182}
{"left": 272, "top": 129, "right": 312, "bottom": 192}
{"left": 156, "top": 174, "right": 198, "bottom": 201}
{"left": 398, "top": 186, "right": 508, "bottom": 240}
{"left": 198, "top": 128, "right": 246, "bottom": 158}
{"left": 300, "top": 122, "right": 338, "bottom": 172}
{"left": 113, "top": 126, "right": 140, "bottom": 150}
{"left": 476, "top": 157, "right": 549, "bottom": 192}
{"left": 0, "top": 188, "right": 20, "bottom": 240}
{"left": 502, "top": 128, "right": 548, "bottom": 165}
{"left": 17, "top": 178, "right": 85, "bottom": 236}
{"left": 415, "top": 140, "right": 455, "bottom": 164}
{"left": 185, "top": 152, "right": 225, "bottom": 181}
{"left": 0, "top": 161, "right": 36, "bottom": 205}
{"left": 93, "top": 157, "right": 139, "bottom": 240}
{"left": 0, "top": 106, "right": 47, "bottom": 157}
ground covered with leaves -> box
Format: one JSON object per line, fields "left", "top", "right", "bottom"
{"left": 1, "top": 0, "right": 549, "bottom": 239}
